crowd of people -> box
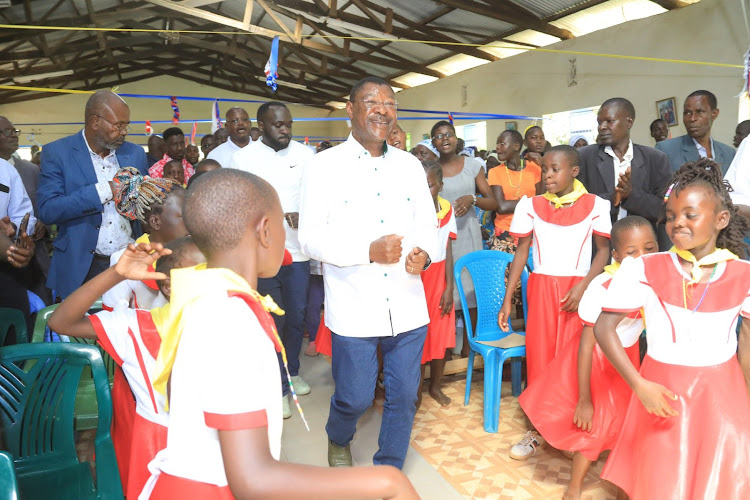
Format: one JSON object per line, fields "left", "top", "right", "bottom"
{"left": 1, "top": 79, "right": 750, "bottom": 500}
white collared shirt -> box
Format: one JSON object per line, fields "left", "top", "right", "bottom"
{"left": 229, "top": 139, "right": 314, "bottom": 261}
{"left": 0, "top": 158, "right": 36, "bottom": 232}
{"left": 298, "top": 134, "right": 438, "bottom": 338}
{"left": 206, "top": 138, "right": 245, "bottom": 168}
{"left": 725, "top": 136, "right": 750, "bottom": 206}
{"left": 604, "top": 140, "right": 633, "bottom": 220}
{"left": 692, "top": 136, "right": 715, "bottom": 159}
{"left": 81, "top": 131, "right": 133, "bottom": 256}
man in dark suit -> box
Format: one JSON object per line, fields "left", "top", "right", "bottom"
{"left": 578, "top": 98, "right": 671, "bottom": 242}
{"left": 38, "top": 90, "right": 148, "bottom": 299}
{"left": 655, "top": 90, "right": 735, "bottom": 175}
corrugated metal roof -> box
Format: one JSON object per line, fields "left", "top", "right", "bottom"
{"left": 384, "top": 41, "right": 452, "bottom": 63}
{"left": 427, "top": 54, "right": 490, "bottom": 76}
{"left": 506, "top": 0, "right": 596, "bottom": 19}
{"left": 481, "top": 30, "right": 561, "bottom": 58}
{"left": 429, "top": 10, "right": 516, "bottom": 38}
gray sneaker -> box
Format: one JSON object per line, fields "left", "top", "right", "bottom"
{"left": 290, "top": 375, "right": 311, "bottom": 395}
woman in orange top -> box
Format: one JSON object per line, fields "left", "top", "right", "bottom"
{"left": 488, "top": 130, "right": 542, "bottom": 251}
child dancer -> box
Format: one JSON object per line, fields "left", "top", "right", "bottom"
{"left": 142, "top": 168, "right": 418, "bottom": 500}
{"left": 594, "top": 159, "right": 750, "bottom": 499}
{"left": 418, "top": 160, "right": 457, "bottom": 408}
{"left": 104, "top": 167, "right": 187, "bottom": 311}
{"left": 519, "top": 216, "right": 657, "bottom": 499}
{"left": 49, "top": 237, "right": 205, "bottom": 499}
{"left": 498, "top": 145, "right": 611, "bottom": 460}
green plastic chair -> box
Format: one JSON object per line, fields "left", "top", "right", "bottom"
{"left": 0, "top": 307, "right": 28, "bottom": 346}
{"left": 0, "top": 343, "right": 123, "bottom": 499}
{"left": 31, "top": 301, "right": 115, "bottom": 430}
{"left": 0, "top": 451, "right": 19, "bottom": 500}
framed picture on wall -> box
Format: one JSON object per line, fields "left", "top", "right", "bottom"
{"left": 656, "top": 97, "right": 679, "bottom": 127}
{"left": 505, "top": 121, "right": 517, "bottom": 131}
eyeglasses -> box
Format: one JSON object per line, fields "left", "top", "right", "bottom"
{"left": 0, "top": 128, "right": 20, "bottom": 137}
{"left": 228, "top": 118, "right": 251, "bottom": 124}
{"left": 356, "top": 99, "right": 398, "bottom": 110}
{"left": 433, "top": 132, "right": 455, "bottom": 140}
{"left": 95, "top": 115, "right": 131, "bottom": 133}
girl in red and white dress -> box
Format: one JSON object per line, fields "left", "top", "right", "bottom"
{"left": 594, "top": 159, "right": 750, "bottom": 500}
{"left": 418, "top": 160, "right": 458, "bottom": 408}
{"left": 519, "top": 216, "right": 658, "bottom": 499}
{"left": 498, "top": 145, "right": 611, "bottom": 460}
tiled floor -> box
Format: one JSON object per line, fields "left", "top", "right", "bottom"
{"left": 284, "top": 341, "right": 620, "bottom": 500}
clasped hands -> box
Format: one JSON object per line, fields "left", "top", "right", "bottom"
{"left": 369, "top": 234, "right": 428, "bottom": 275}
{"left": 0, "top": 216, "right": 34, "bottom": 268}
{"left": 612, "top": 166, "right": 633, "bottom": 207}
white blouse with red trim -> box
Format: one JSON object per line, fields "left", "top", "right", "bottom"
{"left": 89, "top": 301, "right": 167, "bottom": 425}
{"left": 102, "top": 248, "right": 168, "bottom": 311}
{"left": 434, "top": 206, "right": 458, "bottom": 264}
{"left": 602, "top": 253, "right": 750, "bottom": 367}
{"left": 509, "top": 194, "right": 611, "bottom": 277}
{"left": 578, "top": 272, "right": 644, "bottom": 348}
{"left": 157, "top": 293, "right": 282, "bottom": 486}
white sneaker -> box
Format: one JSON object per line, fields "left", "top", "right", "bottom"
{"left": 290, "top": 375, "right": 311, "bottom": 396}
{"left": 282, "top": 396, "right": 292, "bottom": 419}
{"left": 509, "top": 431, "right": 546, "bottom": 460}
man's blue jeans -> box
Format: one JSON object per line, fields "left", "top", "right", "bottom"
{"left": 326, "top": 325, "right": 427, "bottom": 469}
{"left": 258, "top": 260, "right": 310, "bottom": 395}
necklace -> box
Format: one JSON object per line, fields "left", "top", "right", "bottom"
{"left": 504, "top": 160, "right": 525, "bottom": 198}
{"left": 682, "top": 264, "right": 717, "bottom": 312}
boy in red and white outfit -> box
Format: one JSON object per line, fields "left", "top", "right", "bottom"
{"left": 48, "top": 236, "right": 205, "bottom": 499}
{"left": 498, "top": 145, "right": 611, "bottom": 460}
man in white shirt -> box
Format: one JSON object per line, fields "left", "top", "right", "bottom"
{"left": 207, "top": 107, "right": 252, "bottom": 168}
{"left": 229, "top": 102, "right": 314, "bottom": 418}
{"left": 298, "top": 77, "right": 437, "bottom": 470}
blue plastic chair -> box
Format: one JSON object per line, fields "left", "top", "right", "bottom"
{"left": 455, "top": 250, "right": 529, "bottom": 433}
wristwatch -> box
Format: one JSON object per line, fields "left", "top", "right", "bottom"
{"left": 471, "top": 194, "right": 477, "bottom": 205}
{"left": 423, "top": 256, "right": 432, "bottom": 271}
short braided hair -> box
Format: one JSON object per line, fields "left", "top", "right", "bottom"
{"left": 665, "top": 158, "right": 749, "bottom": 257}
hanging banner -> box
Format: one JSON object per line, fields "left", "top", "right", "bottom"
{"left": 265, "top": 36, "right": 280, "bottom": 92}
{"left": 211, "top": 99, "right": 222, "bottom": 133}
{"left": 170, "top": 96, "right": 180, "bottom": 124}
{"left": 190, "top": 122, "right": 197, "bottom": 145}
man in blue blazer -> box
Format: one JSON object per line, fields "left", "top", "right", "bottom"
{"left": 655, "top": 90, "right": 735, "bottom": 175}
{"left": 38, "top": 91, "right": 148, "bottom": 299}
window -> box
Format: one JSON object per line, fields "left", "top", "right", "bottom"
{"left": 454, "top": 121, "right": 487, "bottom": 151}
{"left": 543, "top": 106, "right": 599, "bottom": 146}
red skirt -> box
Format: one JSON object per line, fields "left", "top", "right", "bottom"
{"left": 602, "top": 355, "right": 750, "bottom": 500}
{"left": 525, "top": 273, "right": 584, "bottom": 387}
{"left": 128, "top": 413, "right": 168, "bottom": 499}
{"left": 149, "top": 472, "right": 234, "bottom": 500}
{"left": 111, "top": 365, "right": 136, "bottom": 493}
{"left": 520, "top": 337, "right": 640, "bottom": 461}
{"left": 421, "top": 260, "right": 455, "bottom": 363}
{"left": 315, "top": 313, "right": 332, "bottom": 357}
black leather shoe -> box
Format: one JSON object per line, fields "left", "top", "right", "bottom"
{"left": 327, "top": 439, "right": 352, "bottom": 467}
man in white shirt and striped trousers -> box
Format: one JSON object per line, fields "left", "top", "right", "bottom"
{"left": 299, "top": 76, "right": 438, "bottom": 469}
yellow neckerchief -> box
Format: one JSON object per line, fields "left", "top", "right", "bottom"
{"left": 542, "top": 178, "right": 588, "bottom": 209}
{"left": 135, "top": 233, "right": 150, "bottom": 245}
{"left": 436, "top": 196, "right": 451, "bottom": 220}
{"left": 669, "top": 246, "right": 738, "bottom": 284}
{"left": 152, "top": 264, "right": 285, "bottom": 399}
{"left": 603, "top": 260, "right": 620, "bottom": 276}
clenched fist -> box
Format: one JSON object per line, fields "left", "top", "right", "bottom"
{"left": 369, "top": 234, "right": 403, "bottom": 264}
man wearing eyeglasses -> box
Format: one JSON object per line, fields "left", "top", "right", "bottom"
{"left": 38, "top": 90, "right": 148, "bottom": 299}
{"left": 0, "top": 116, "right": 52, "bottom": 303}
{"left": 207, "top": 107, "right": 252, "bottom": 168}
{"left": 298, "top": 77, "right": 437, "bottom": 470}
